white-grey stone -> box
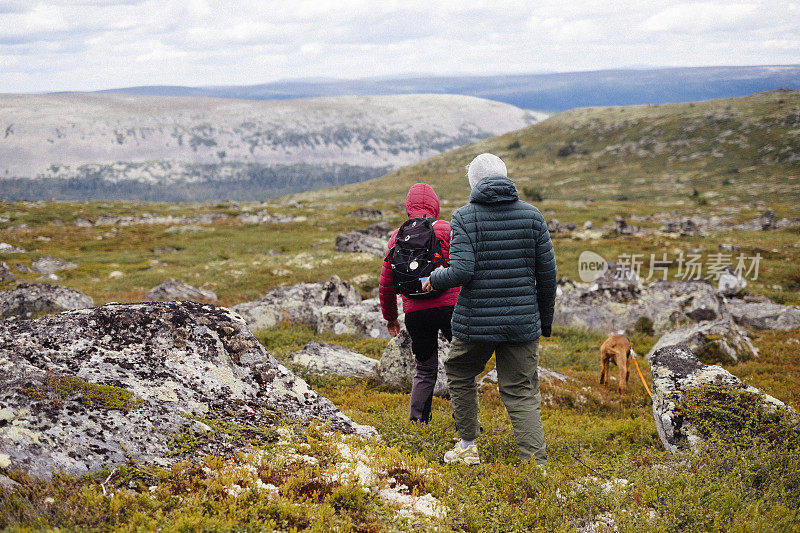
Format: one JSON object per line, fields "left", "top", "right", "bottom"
{"left": 647, "top": 317, "right": 758, "bottom": 364}
{"left": 316, "top": 298, "right": 401, "bottom": 340}
{"left": 0, "top": 243, "right": 26, "bottom": 253}
{"left": 31, "top": 256, "right": 77, "bottom": 274}
{"left": 286, "top": 342, "right": 378, "bottom": 377}
{"left": 725, "top": 298, "right": 800, "bottom": 330}
{"left": 376, "top": 329, "right": 449, "bottom": 397}
{"left": 0, "top": 262, "right": 14, "bottom": 282}
{"left": 717, "top": 267, "right": 747, "bottom": 296}
{"left": 335, "top": 231, "right": 387, "bottom": 257}
{"left": 0, "top": 283, "right": 94, "bottom": 320}
{"left": 232, "top": 275, "right": 361, "bottom": 332}
{"left": 650, "top": 343, "right": 788, "bottom": 453}
{"left": 0, "top": 301, "right": 376, "bottom": 480}
{"left": 147, "top": 278, "right": 218, "bottom": 302}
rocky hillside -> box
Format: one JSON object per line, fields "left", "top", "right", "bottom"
{"left": 0, "top": 93, "right": 543, "bottom": 202}
{"left": 298, "top": 90, "right": 800, "bottom": 205}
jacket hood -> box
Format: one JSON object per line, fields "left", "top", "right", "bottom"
{"left": 469, "top": 175, "right": 519, "bottom": 204}
{"left": 406, "top": 183, "right": 440, "bottom": 219}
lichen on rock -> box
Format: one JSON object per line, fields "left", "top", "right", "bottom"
{"left": 0, "top": 301, "right": 376, "bottom": 479}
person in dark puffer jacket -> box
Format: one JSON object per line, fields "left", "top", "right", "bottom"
{"left": 423, "top": 153, "right": 557, "bottom": 466}
{"left": 379, "top": 183, "right": 460, "bottom": 423}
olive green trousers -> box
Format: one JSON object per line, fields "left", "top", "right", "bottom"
{"left": 444, "top": 337, "right": 547, "bottom": 465}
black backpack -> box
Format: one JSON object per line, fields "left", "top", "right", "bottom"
{"left": 384, "top": 216, "right": 445, "bottom": 299}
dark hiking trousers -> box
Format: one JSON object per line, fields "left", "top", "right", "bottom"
{"left": 404, "top": 305, "right": 454, "bottom": 423}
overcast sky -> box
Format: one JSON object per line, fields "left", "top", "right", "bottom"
{"left": 1, "top": 0, "right": 798, "bottom": 93}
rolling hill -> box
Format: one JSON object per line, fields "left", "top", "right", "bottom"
{"left": 0, "top": 93, "right": 543, "bottom": 202}
{"left": 298, "top": 90, "right": 800, "bottom": 206}
{"left": 95, "top": 65, "right": 800, "bottom": 113}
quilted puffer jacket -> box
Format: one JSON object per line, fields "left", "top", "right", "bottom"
{"left": 429, "top": 175, "right": 557, "bottom": 343}
{"left": 379, "top": 183, "right": 460, "bottom": 321}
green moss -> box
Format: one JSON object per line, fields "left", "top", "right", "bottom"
{"left": 46, "top": 375, "right": 142, "bottom": 413}
{"left": 675, "top": 383, "right": 800, "bottom": 447}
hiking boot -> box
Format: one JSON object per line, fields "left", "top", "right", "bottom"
{"left": 443, "top": 443, "right": 480, "bottom": 465}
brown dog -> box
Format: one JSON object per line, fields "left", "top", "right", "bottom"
{"left": 599, "top": 334, "right": 635, "bottom": 394}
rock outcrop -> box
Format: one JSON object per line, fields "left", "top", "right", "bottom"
{"left": 286, "top": 342, "right": 379, "bottom": 377}
{"left": 335, "top": 231, "right": 387, "bottom": 257}
{"left": 349, "top": 208, "right": 384, "bottom": 221}
{"left": 555, "top": 278, "right": 724, "bottom": 335}
{"left": 147, "top": 279, "right": 218, "bottom": 302}
{"left": 0, "top": 262, "right": 15, "bottom": 282}
{"left": 0, "top": 243, "right": 26, "bottom": 253}
{"left": 725, "top": 298, "right": 800, "bottom": 330}
{"left": 650, "top": 343, "right": 788, "bottom": 453}
{"left": 647, "top": 317, "right": 758, "bottom": 364}
{"left": 0, "top": 283, "right": 94, "bottom": 320}
{"left": 232, "top": 275, "right": 361, "bottom": 332}
{"left": 315, "top": 298, "right": 393, "bottom": 340}
{"left": 0, "top": 301, "right": 375, "bottom": 479}
{"left": 31, "top": 256, "right": 77, "bottom": 275}
{"left": 376, "top": 330, "right": 449, "bottom": 397}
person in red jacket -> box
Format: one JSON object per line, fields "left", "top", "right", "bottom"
{"left": 379, "top": 183, "right": 460, "bottom": 423}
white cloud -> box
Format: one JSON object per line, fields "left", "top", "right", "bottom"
{"left": 0, "top": 0, "right": 797, "bottom": 92}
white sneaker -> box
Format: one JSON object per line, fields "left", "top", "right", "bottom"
{"left": 443, "top": 443, "right": 480, "bottom": 465}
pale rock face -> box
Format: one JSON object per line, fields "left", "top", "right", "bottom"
{"left": 554, "top": 279, "right": 725, "bottom": 335}
{"left": 31, "top": 256, "right": 78, "bottom": 274}
{"left": 724, "top": 298, "right": 800, "bottom": 330}
{"left": 0, "top": 243, "right": 26, "bottom": 253}
{"left": 315, "top": 298, "right": 397, "bottom": 341}
{"left": 0, "top": 283, "right": 94, "bottom": 320}
{"left": 0, "top": 262, "right": 15, "bottom": 282}
{"left": 377, "top": 329, "right": 449, "bottom": 397}
{"left": 147, "top": 278, "right": 218, "bottom": 302}
{"left": 646, "top": 316, "right": 758, "bottom": 364}
{"left": 232, "top": 275, "right": 361, "bottom": 332}
{"left": 717, "top": 267, "right": 747, "bottom": 296}
{"left": 649, "top": 344, "right": 788, "bottom": 453}
{"left": 335, "top": 232, "right": 387, "bottom": 257}
{"left": 285, "top": 342, "right": 378, "bottom": 377}
{"left": 0, "top": 301, "right": 376, "bottom": 479}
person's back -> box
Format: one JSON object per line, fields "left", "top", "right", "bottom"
{"left": 427, "top": 153, "right": 557, "bottom": 466}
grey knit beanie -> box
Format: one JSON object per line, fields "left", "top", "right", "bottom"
{"left": 467, "top": 153, "right": 507, "bottom": 188}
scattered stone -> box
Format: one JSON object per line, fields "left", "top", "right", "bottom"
{"left": 583, "top": 220, "right": 593, "bottom": 230}
{"left": 232, "top": 275, "right": 361, "bottom": 332}
{"left": 650, "top": 343, "right": 788, "bottom": 453}
{"left": 725, "top": 299, "right": 800, "bottom": 330}
{"left": 0, "top": 283, "right": 93, "bottom": 320}
{"left": 717, "top": 266, "right": 747, "bottom": 296}
{"left": 376, "top": 329, "right": 449, "bottom": 397}
{"left": 0, "top": 243, "right": 26, "bottom": 253}
{"left": 358, "top": 222, "right": 393, "bottom": 239}
{"left": 315, "top": 298, "right": 396, "bottom": 340}
{"left": 661, "top": 218, "right": 703, "bottom": 236}
{"left": 31, "top": 256, "right": 78, "bottom": 274}
{"left": 349, "top": 208, "right": 384, "bottom": 220}
{"left": 238, "top": 210, "right": 272, "bottom": 224}
{"left": 717, "top": 243, "right": 742, "bottom": 253}
{"left": 153, "top": 247, "right": 177, "bottom": 254}
{"left": 8, "top": 224, "right": 30, "bottom": 232}
{"left": 0, "top": 301, "right": 376, "bottom": 479}
{"left": 147, "top": 279, "right": 218, "bottom": 302}
{"left": 547, "top": 219, "right": 577, "bottom": 233}
{"left": 555, "top": 278, "right": 725, "bottom": 335}
{"left": 164, "top": 225, "right": 205, "bottom": 233}
{"left": 0, "top": 262, "right": 14, "bottom": 282}
{"left": 286, "top": 342, "right": 379, "bottom": 377}
{"left": 108, "top": 270, "right": 124, "bottom": 279}
{"left": 613, "top": 216, "right": 639, "bottom": 235}
{"left": 335, "top": 231, "right": 387, "bottom": 257}
{"left": 74, "top": 218, "right": 93, "bottom": 227}
{"left": 647, "top": 317, "right": 758, "bottom": 365}
{"left": 14, "top": 263, "right": 32, "bottom": 274}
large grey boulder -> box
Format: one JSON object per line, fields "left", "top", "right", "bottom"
{"left": 725, "top": 298, "right": 800, "bottom": 330}
{"left": 286, "top": 342, "right": 379, "bottom": 377}
{"left": 31, "top": 255, "right": 77, "bottom": 274}
{"left": 232, "top": 275, "right": 361, "bottom": 332}
{"left": 0, "top": 283, "right": 94, "bottom": 320}
{"left": 335, "top": 231, "right": 387, "bottom": 257}
{"left": 376, "top": 329, "right": 449, "bottom": 397}
{"left": 0, "top": 301, "right": 376, "bottom": 479}
{"left": 0, "top": 262, "right": 14, "bottom": 282}
{"left": 316, "top": 297, "right": 400, "bottom": 340}
{"left": 650, "top": 343, "right": 788, "bottom": 453}
{"left": 647, "top": 317, "right": 758, "bottom": 364}
{"left": 147, "top": 278, "right": 218, "bottom": 302}
{"left": 555, "top": 279, "right": 725, "bottom": 335}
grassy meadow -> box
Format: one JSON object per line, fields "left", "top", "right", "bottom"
{"left": 1, "top": 90, "right": 800, "bottom": 531}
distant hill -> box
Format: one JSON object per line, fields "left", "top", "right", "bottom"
{"left": 0, "top": 93, "right": 543, "bottom": 202}
{"left": 298, "top": 90, "right": 800, "bottom": 206}
{"left": 93, "top": 65, "right": 800, "bottom": 113}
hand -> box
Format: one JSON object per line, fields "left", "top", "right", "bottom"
{"left": 422, "top": 279, "right": 433, "bottom": 292}
{"left": 387, "top": 319, "right": 401, "bottom": 336}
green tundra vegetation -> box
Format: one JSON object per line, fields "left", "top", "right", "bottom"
{"left": 1, "top": 91, "right": 799, "bottom": 530}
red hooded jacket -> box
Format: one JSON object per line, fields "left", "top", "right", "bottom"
{"left": 379, "top": 183, "right": 460, "bottom": 321}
